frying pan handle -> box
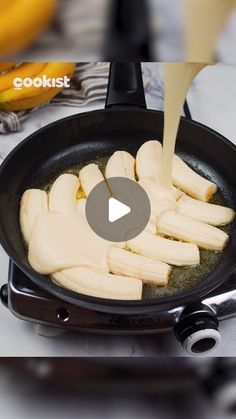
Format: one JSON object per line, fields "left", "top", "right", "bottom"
{"left": 105, "top": 62, "right": 147, "bottom": 108}
{"left": 104, "top": 0, "right": 152, "bottom": 61}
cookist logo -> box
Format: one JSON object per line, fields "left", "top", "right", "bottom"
{"left": 13, "top": 75, "right": 71, "bottom": 90}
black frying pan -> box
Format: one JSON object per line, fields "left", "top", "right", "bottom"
{"left": 0, "top": 62, "right": 235, "bottom": 315}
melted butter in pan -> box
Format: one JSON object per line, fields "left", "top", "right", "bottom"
{"left": 143, "top": 192, "right": 231, "bottom": 299}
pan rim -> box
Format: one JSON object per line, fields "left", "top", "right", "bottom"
{"left": 0, "top": 107, "right": 235, "bottom": 314}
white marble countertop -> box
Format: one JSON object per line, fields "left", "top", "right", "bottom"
{"left": 0, "top": 63, "right": 235, "bottom": 357}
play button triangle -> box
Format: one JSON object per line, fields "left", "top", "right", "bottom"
{"left": 109, "top": 197, "right": 131, "bottom": 223}
{"left": 86, "top": 177, "right": 151, "bottom": 242}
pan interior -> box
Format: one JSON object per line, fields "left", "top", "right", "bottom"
{"left": 24, "top": 140, "right": 234, "bottom": 301}
{"left": 0, "top": 110, "right": 235, "bottom": 305}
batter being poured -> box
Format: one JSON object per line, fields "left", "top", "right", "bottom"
{"left": 160, "top": 0, "right": 236, "bottom": 187}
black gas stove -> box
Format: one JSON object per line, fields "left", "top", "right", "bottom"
{"left": 1, "top": 260, "right": 236, "bottom": 355}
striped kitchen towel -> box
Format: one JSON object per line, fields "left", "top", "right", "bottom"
{"left": 0, "top": 62, "right": 110, "bottom": 134}
{"left": 0, "top": 62, "right": 149, "bottom": 134}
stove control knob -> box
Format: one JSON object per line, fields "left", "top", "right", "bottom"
{"left": 175, "top": 308, "right": 221, "bottom": 355}
{"left": 0, "top": 284, "right": 8, "bottom": 307}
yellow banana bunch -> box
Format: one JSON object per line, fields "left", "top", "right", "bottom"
{"left": 0, "top": 62, "right": 46, "bottom": 92}
{"left": 0, "top": 62, "right": 76, "bottom": 111}
{"left": 0, "top": 0, "right": 57, "bottom": 57}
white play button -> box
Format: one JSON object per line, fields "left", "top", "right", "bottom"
{"left": 86, "top": 177, "right": 151, "bottom": 242}
{"left": 109, "top": 197, "right": 131, "bottom": 223}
